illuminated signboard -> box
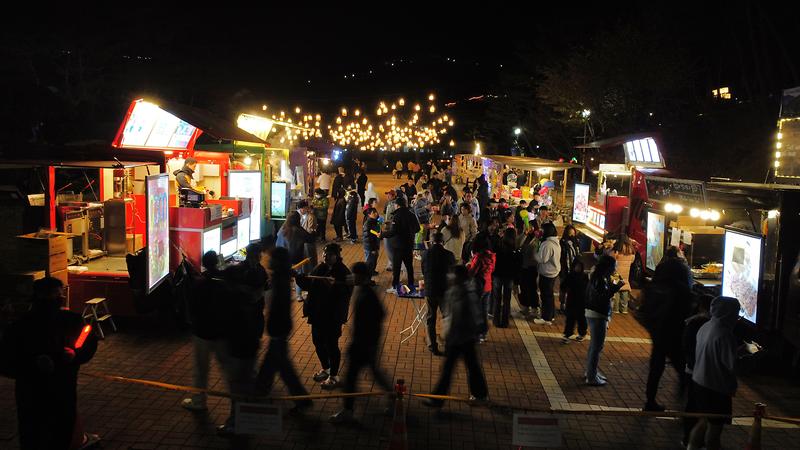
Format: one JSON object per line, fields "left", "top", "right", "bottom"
{"left": 572, "top": 183, "right": 590, "bottom": 224}
{"left": 645, "top": 176, "right": 706, "bottom": 205}
{"left": 145, "top": 174, "right": 170, "bottom": 294}
{"left": 221, "top": 238, "right": 238, "bottom": 258}
{"left": 119, "top": 100, "right": 198, "bottom": 150}
{"left": 623, "top": 137, "right": 664, "bottom": 168}
{"left": 237, "top": 114, "right": 275, "bottom": 141}
{"left": 237, "top": 217, "right": 250, "bottom": 250}
{"left": 646, "top": 212, "right": 666, "bottom": 271}
{"left": 271, "top": 181, "right": 288, "bottom": 218}
{"left": 229, "top": 170, "right": 262, "bottom": 241}
{"left": 722, "top": 229, "right": 762, "bottom": 324}
{"left": 776, "top": 118, "right": 800, "bottom": 179}
{"left": 586, "top": 205, "right": 606, "bottom": 235}
{"left": 202, "top": 227, "right": 221, "bottom": 257}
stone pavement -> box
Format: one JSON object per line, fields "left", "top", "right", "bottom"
{"left": 1, "top": 173, "right": 799, "bottom": 449}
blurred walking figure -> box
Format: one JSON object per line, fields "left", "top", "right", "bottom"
{"left": 492, "top": 228, "right": 520, "bottom": 328}
{"left": 182, "top": 251, "right": 230, "bottom": 412}
{"left": 424, "top": 265, "right": 489, "bottom": 407}
{"left": 254, "top": 247, "right": 312, "bottom": 413}
{"left": 346, "top": 187, "right": 361, "bottom": 244}
{"left": 466, "top": 236, "right": 494, "bottom": 343}
{"left": 517, "top": 227, "right": 540, "bottom": 318}
{"left": 383, "top": 196, "right": 420, "bottom": 294}
{"left": 331, "top": 194, "right": 347, "bottom": 242}
{"left": 311, "top": 188, "right": 330, "bottom": 242}
{"left": 296, "top": 243, "right": 352, "bottom": 389}
{"left": 330, "top": 262, "right": 394, "bottom": 423}
{"left": 534, "top": 223, "right": 561, "bottom": 325}
{"left": 362, "top": 207, "right": 382, "bottom": 276}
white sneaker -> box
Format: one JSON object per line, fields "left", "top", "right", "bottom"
{"left": 561, "top": 336, "right": 571, "bottom": 344}
{"left": 321, "top": 376, "right": 340, "bottom": 389}
{"left": 329, "top": 408, "right": 354, "bottom": 423}
{"left": 533, "top": 318, "right": 551, "bottom": 325}
{"left": 181, "top": 397, "right": 207, "bottom": 411}
{"left": 312, "top": 369, "right": 330, "bottom": 382}
{"left": 386, "top": 287, "right": 398, "bottom": 294}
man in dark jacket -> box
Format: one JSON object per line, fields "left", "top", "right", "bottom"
{"left": 329, "top": 262, "right": 394, "bottom": 423}
{"left": 346, "top": 187, "right": 361, "bottom": 243}
{"left": 331, "top": 166, "right": 346, "bottom": 200}
{"left": 254, "top": 247, "right": 312, "bottom": 412}
{"left": 356, "top": 170, "right": 368, "bottom": 207}
{"left": 422, "top": 232, "right": 456, "bottom": 355}
{"left": 0, "top": 277, "right": 99, "bottom": 449}
{"left": 174, "top": 157, "right": 204, "bottom": 193}
{"left": 296, "top": 243, "right": 352, "bottom": 389}
{"left": 182, "top": 251, "right": 231, "bottom": 412}
{"left": 382, "top": 196, "right": 420, "bottom": 293}
{"left": 642, "top": 246, "right": 694, "bottom": 411}
{"left": 476, "top": 174, "right": 490, "bottom": 223}
{"left": 362, "top": 207, "right": 381, "bottom": 276}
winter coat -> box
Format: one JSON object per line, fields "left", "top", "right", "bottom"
{"left": 412, "top": 197, "right": 431, "bottom": 224}
{"left": 174, "top": 166, "right": 197, "bottom": 191}
{"left": 363, "top": 216, "right": 381, "bottom": 252}
{"left": 560, "top": 237, "right": 581, "bottom": 276}
{"left": 693, "top": 297, "right": 740, "bottom": 396}
{"left": 364, "top": 182, "right": 378, "bottom": 206}
{"left": 356, "top": 173, "right": 368, "bottom": 193}
{"left": 563, "top": 271, "right": 589, "bottom": 311}
{"left": 297, "top": 261, "right": 352, "bottom": 327}
{"left": 383, "top": 206, "right": 420, "bottom": 250}
{"left": 311, "top": 196, "right": 329, "bottom": 221}
{"left": 332, "top": 198, "right": 347, "bottom": 226}
{"left": 222, "top": 262, "right": 267, "bottom": 358}
{"left": 331, "top": 174, "right": 345, "bottom": 199}
{"left": 350, "top": 285, "right": 385, "bottom": 348}
{"left": 536, "top": 236, "right": 562, "bottom": 278}
{"left": 442, "top": 280, "right": 483, "bottom": 346}
{"left": 518, "top": 233, "right": 538, "bottom": 269}
{"left": 422, "top": 243, "right": 456, "bottom": 298}
{"left": 189, "top": 271, "right": 231, "bottom": 340}
{"left": 441, "top": 226, "right": 465, "bottom": 261}
{"left": 276, "top": 218, "right": 315, "bottom": 265}
{"left": 346, "top": 192, "right": 361, "bottom": 220}
{"left": 458, "top": 214, "right": 478, "bottom": 243}
{"left": 585, "top": 274, "right": 622, "bottom": 318}
{"left": 493, "top": 239, "right": 521, "bottom": 279}
{"left": 266, "top": 275, "right": 293, "bottom": 338}
{"left": 467, "top": 250, "right": 496, "bottom": 294}
{"left": 613, "top": 252, "right": 635, "bottom": 291}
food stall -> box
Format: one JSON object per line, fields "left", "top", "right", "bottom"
{"left": 451, "top": 154, "right": 581, "bottom": 209}
{"left": 0, "top": 145, "right": 167, "bottom": 316}
{"left": 572, "top": 133, "right": 666, "bottom": 244}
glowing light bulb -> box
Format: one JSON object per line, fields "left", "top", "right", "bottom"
{"left": 341, "top": 108, "right": 347, "bottom": 116}
{"left": 428, "top": 93, "right": 435, "bottom": 101}
{"left": 294, "top": 107, "right": 301, "bottom": 114}
{"left": 710, "top": 210, "right": 720, "bottom": 221}
{"left": 429, "top": 106, "right": 436, "bottom": 113}
{"left": 414, "top": 104, "right": 421, "bottom": 111}
{"left": 690, "top": 208, "right": 700, "bottom": 218}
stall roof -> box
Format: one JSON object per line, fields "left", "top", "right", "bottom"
{"left": 0, "top": 160, "right": 155, "bottom": 169}
{"left": 574, "top": 132, "right": 659, "bottom": 149}
{"left": 463, "top": 154, "right": 581, "bottom": 170}
{"left": 707, "top": 182, "right": 800, "bottom": 192}
{"left": 156, "top": 100, "right": 267, "bottom": 144}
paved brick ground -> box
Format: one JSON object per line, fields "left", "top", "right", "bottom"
{"left": 1, "top": 173, "right": 798, "bottom": 449}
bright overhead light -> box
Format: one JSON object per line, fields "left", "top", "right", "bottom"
{"left": 700, "top": 210, "right": 711, "bottom": 220}
{"left": 243, "top": 155, "right": 252, "bottom": 165}
{"left": 514, "top": 127, "right": 521, "bottom": 135}
{"left": 709, "top": 210, "right": 721, "bottom": 221}
{"left": 690, "top": 208, "right": 700, "bottom": 218}
{"left": 673, "top": 204, "right": 683, "bottom": 214}
{"left": 768, "top": 210, "right": 779, "bottom": 219}
{"left": 428, "top": 93, "right": 435, "bottom": 101}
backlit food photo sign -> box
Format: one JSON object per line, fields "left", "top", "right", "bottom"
{"left": 119, "top": 100, "right": 198, "bottom": 150}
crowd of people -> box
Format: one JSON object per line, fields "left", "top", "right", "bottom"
{"left": 0, "top": 159, "right": 752, "bottom": 450}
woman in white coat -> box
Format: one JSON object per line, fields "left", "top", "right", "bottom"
{"left": 363, "top": 182, "right": 378, "bottom": 206}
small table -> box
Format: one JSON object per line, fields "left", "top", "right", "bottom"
{"left": 398, "top": 289, "right": 427, "bottom": 344}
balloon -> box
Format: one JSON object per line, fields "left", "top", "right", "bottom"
{"left": 544, "top": 181, "right": 555, "bottom": 188}
{"left": 539, "top": 187, "right": 550, "bottom": 196}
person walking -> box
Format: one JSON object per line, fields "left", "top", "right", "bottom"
{"left": 561, "top": 258, "right": 589, "bottom": 343}
{"left": 330, "top": 262, "right": 395, "bottom": 423}
{"left": 423, "top": 265, "right": 489, "bottom": 407}
{"left": 466, "top": 236, "right": 495, "bottom": 343}
{"left": 362, "top": 207, "right": 381, "bottom": 276}
{"left": 296, "top": 243, "right": 352, "bottom": 389}
{"left": 584, "top": 255, "right": 623, "bottom": 386}
{"left": 383, "top": 196, "right": 420, "bottom": 293}
{"left": 611, "top": 238, "right": 635, "bottom": 314}
{"left": 364, "top": 182, "right": 378, "bottom": 207}
{"left": 476, "top": 174, "right": 489, "bottom": 223}
{"left": 0, "top": 277, "right": 100, "bottom": 450}
{"left": 395, "top": 160, "right": 404, "bottom": 179}
{"left": 276, "top": 210, "right": 316, "bottom": 297}
{"left": 461, "top": 190, "right": 480, "bottom": 222}
{"left": 218, "top": 242, "right": 268, "bottom": 435}
{"left": 182, "top": 251, "right": 231, "bottom": 412}
{"left": 311, "top": 188, "right": 330, "bottom": 242}
{"left": 559, "top": 225, "right": 581, "bottom": 314}
{"left": 298, "top": 199, "right": 319, "bottom": 272}
{"left": 254, "top": 247, "right": 312, "bottom": 412}
{"left": 346, "top": 187, "right": 361, "bottom": 244}
{"left": 534, "top": 223, "right": 561, "bottom": 325}
{"left": 681, "top": 294, "right": 714, "bottom": 447}
{"left": 517, "top": 227, "right": 540, "bottom": 318}
{"left": 641, "top": 246, "right": 694, "bottom": 411}
{"left": 331, "top": 194, "right": 347, "bottom": 242}
{"left": 422, "top": 232, "right": 456, "bottom": 355}
{"left": 316, "top": 169, "right": 332, "bottom": 196}
{"left": 331, "top": 166, "right": 346, "bottom": 200}
{"left": 686, "top": 296, "right": 741, "bottom": 450}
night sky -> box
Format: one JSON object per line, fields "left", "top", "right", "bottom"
{"left": 2, "top": 3, "right": 800, "bottom": 176}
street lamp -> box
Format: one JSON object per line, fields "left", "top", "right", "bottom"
{"left": 581, "top": 109, "right": 591, "bottom": 119}
{"left": 514, "top": 127, "right": 521, "bottom": 136}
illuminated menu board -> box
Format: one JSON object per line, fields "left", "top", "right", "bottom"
{"left": 722, "top": 229, "right": 762, "bottom": 324}
{"left": 229, "top": 170, "right": 263, "bottom": 241}
{"left": 119, "top": 100, "right": 197, "bottom": 150}
{"left": 623, "top": 137, "right": 664, "bottom": 168}
{"left": 572, "top": 183, "right": 590, "bottom": 223}
{"left": 146, "top": 174, "right": 170, "bottom": 294}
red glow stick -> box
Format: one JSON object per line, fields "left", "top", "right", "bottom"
{"left": 74, "top": 325, "right": 91, "bottom": 349}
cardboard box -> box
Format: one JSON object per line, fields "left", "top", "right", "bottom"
{"left": 126, "top": 234, "right": 144, "bottom": 254}
{"left": 18, "top": 233, "right": 67, "bottom": 255}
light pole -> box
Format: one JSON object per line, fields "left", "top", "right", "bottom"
{"left": 580, "top": 109, "right": 592, "bottom": 182}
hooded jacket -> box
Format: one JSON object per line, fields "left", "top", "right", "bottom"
{"left": 174, "top": 166, "right": 197, "bottom": 191}
{"left": 383, "top": 206, "right": 420, "bottom": 250}
{"left": 442, "top": 278, "right": 483, "bottom": 346}
{"left": 536, "top": 236, "right": 562, "bottom": 278}
{"left": 692, "top": 296, "right": 740, "bottom": 396}
{"left": 422, "top": 243, "right": 456, "bottom": 298}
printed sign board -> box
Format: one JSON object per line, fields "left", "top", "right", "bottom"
{"left": 512, "top": 414, "right": 561, "bottom": 448}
